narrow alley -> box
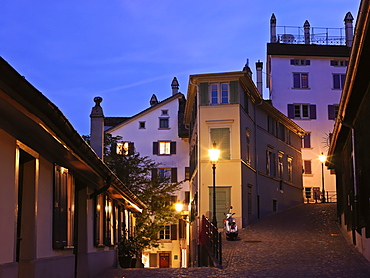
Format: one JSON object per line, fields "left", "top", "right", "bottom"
{"left": 100, "top": 203, "right": 370, "bottom": 277}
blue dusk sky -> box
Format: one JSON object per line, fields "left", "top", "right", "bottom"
{"left": 1, "top": 0, "right": 361, "bottom": 136}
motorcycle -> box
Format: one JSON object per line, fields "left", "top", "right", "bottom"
{"left": 223, "top": 206, "right": 238, "bottom": 240}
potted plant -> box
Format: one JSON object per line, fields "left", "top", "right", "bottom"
{"left": 118, "top": 236, "right": 137, "bottom": 268}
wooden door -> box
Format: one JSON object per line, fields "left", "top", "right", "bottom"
{"left": 159, "top": 253, "right": 170, "bottom": 268}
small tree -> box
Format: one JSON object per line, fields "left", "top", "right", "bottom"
{"left": 86, "top": 134, "right": 183, "bottom": 258}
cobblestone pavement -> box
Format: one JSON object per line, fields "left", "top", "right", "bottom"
{"left": 98, "top": 203, "right": 370, "bottom": 277}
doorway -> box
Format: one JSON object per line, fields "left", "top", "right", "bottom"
{"left": 209, "top": 186, "right": 231, "bottom": 228}
{"left": 159, "top": 253, "right": 170, "bottom": 268}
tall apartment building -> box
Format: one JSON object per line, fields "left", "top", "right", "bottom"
{"left": 266, "top": 12, "right": 354, "bottom": 202}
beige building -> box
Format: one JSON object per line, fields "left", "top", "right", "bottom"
{"left": 184, "top": 68, "right": 306, "bottom": 266}
{"left": 0, "top": 57, "right": 145, "bottom": 278}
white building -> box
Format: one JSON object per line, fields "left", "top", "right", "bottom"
{"left": 266, "top": 13, "right": 354, "bottom": 202}
{"left": 105, "top": 78, "right": 190, "bottom": 268}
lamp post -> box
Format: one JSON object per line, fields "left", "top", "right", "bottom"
{"left": 319, "top": 152, "right": 327, "bottom": 203}
{"left": 209, "top": 142, "right": 220, "bottom": 227}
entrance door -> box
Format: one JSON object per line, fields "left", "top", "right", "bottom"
{"left": 209, "top": 187, "right": 231, "bottom": 228}
{"left": 159, "top": 253, "right": 170, "bottom": 268}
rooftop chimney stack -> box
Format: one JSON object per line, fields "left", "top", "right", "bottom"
{"left": 270, "top": 13, "right": 277, "bottom": 43}
{"left": 90, "top": 96, "right": 104, "bottom": 160}
{"left": 304, "top": 20, "right": 310, "bottom": 44}
{"left": 171, "top": 77, "right": 179, "bottom": 95}
{"left": 344, "top": 12, "right": 354, "bottom": 47}
{"left": 256, "top": 61, "right": 263, "bottom": 96}
{"left": 150, "top": 94, "right": 159, "bottom": 106}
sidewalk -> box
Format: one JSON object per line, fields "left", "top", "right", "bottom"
{"left": 98, "top": 203, "right": 370, "bottom": 277}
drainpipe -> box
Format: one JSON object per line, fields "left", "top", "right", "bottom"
{"left": 254, "top": 98, "right": 263, "bottom": 219}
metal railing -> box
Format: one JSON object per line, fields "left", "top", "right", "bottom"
{"left": 200, "top": 215, "right": 222, "bottom": 268}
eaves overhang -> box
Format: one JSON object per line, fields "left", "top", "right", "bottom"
{"left": 0, "top": 57, "right": 146, "bottom": 211}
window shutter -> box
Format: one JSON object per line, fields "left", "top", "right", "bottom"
{"left": 179, "top": 219, "right": 186, "bottom": 239}
{"left": 153, "top": 142, "right": 159, "bottom": 155}
{"left": 328, "top": 105, "right": 335, "bottom": 120}
{"left": 171, "top": 168, "right": 178, "bottom": 183}
{"left": 94, "top": 196, "right": 100, "bottom": 247}
{"left": 333, "top": 74, "right": 340, "bottom": 89}
{"left": 185, "top": 167, "right": 190, "bottom": 181}
{"left": 309, "top": 105, "right": 317, "bottom": 119}
{"left": 170, "top": 141, "right": 176, "bottom": 154}
{"left": 128, "top": 142, "right": 135, "bottom": 155}
{"left": 304, "top": 160, "right": 312, "bottom": 174}
{"left": 303, "top": 133, "right": 311, "bottom": 148}
{"left": 184, "top": 191, "right": 190, "bottom": 205}
{"left": 229, "top": 81, "right": 239, "bottom": 104}
{"left": 53, "top": 167, "right": 67, "bottom": 249}
{"left": 287, "top": 104, "right": 294, "bottom": 118}
{"left": 199, "top": 82, "right": 209, "bottom": 105}
{"left": 293, "top": 73, "right": 300, "bottom": 88}
{"left": 170, "top": 224, "right": 178, "bottom": 240}
{"left": 151, "top": 168, "right": 158, "bottom": 181}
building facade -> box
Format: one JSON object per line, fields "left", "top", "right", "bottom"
{"left": 0, "top": 57, "right": 145, "bottom": 278}
{"left": 266, "top": 13, "right": 353, "bottom": 202}
{"left": 185, "top": 68, "right": 305, "bottom": 266}
{"left": 327, "top": 0, "right": 370, "bottom": 262}
{"left": 105, "top": 79, "right": 190, "bottom": 268}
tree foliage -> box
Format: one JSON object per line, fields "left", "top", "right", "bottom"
{"left": 100, "top": 134, "right": 183, "bottom": 252}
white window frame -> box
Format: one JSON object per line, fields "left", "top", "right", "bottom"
{"left": 210, "top": 83, "right": 229, "bottom": 105}
{"left": 294, "top": 104, "right": 310, "bottom": 119}
{"left": 159, "top": 141, "right": 171, "bottom": 155}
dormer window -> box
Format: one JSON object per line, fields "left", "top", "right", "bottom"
{"left": 210, "top": 83, "right": 229, "bottom": 105}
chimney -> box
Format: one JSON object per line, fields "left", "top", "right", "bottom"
{"left": 344, "top": 12, "right": 354, "bottom": 47}
{"left": 150, "top": 94, "right": 159, "bottom": 106}
{"left": 256, "top": 61, "right": 263, "bottom": 96}
{"left": 270, "top": 13, "right": 277, "bottom": 43}
{"left": 243, "top": 59, "right": 253, "bottom": 78}
{"left": 304, "top": 20, "right": 310, "bottom": 44}
{"left": 171, "top": 77, "right": 179, "bottom": 95}
{"left": 90, "top": 96, "right": 104, "bottom": 159}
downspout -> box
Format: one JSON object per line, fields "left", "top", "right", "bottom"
{"left": 254, "top": 98, "right": 263, "bottom": 219}
{"left": 189, "top": 79, "right": 201, "bottom": 265}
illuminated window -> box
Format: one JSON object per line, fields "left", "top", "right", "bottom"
{"left": 153, "top": 141, "right": 176, "bottom": 155}
{"left": 278, "top": 152, "right": 284, "bottom": 179}
{"left": 115, "top": 141, "right": 134, "bottom": 155}
{"left": 287, "top": 157, "right": 293, "bottom": 182}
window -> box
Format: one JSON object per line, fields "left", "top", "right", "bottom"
{"left": 290, "top": 59, "right": 310, "bottom": 66}
{"left": 303, "top": 160, "right": 312, "bottom": 174}
{"left": 302, "top": 133, "right": 311, "bottom": 148}
{"left": 287, "top": 157, "right": 293, "bottom": 182}
{"left": 293, "top": 73, "right": 309, "bottom": 89}
{"left": 278, "top": 152, "right": 284, "bottom": 179}
{"left": 288, "top": 104, "right": 316, "bottom": 120}
{"left": 246, "top": 129, "right": 251, "bottom": 164}
{"left": 330, "top": 60, "right": 348, "bottom": 67}
{"left": 268, "top": 116, "right": 278, "bottom": 136}
{"left": 152, "top": 168, "right": 178, "bottom": 183}
{"left": 139, "top": 121, "right": 146, "bottom": 129}
{"left": 115, "top": 141, "right": 134, "bottom": 155}
{"left": 333, "top": 74, "right": 345, "bottom": 89}
{"left": 53, "top": 165, "right": 75, "bottom": 249}
{"left": 161, "top": 109, "right": 168, "bottom": 115}
{"left": 159, "top": 225, "right": 171, "bottom": 239}
{"left": 328, "top": 104, "right": 339, "bottom": 120}
{"left": 210, "top": 128, "right": 230, "bottom": 160}
{"left": 159, "top": 118, "right": 169, "bottom": 129}
{"left": 210, "top": 83, "right": 229, "bottom": 105}
{"left": 266, "top": 148, "right": 276, "bottom": 177}
{"left": 153, "top": 141, "right": 176, "bottom": 155}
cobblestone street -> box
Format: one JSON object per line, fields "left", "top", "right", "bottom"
{"left": 98, "top": 203, "right": 370, "bottom": 277}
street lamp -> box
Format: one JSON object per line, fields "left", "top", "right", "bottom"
{"left": 208, "top": 142, "right": 220, "bottom": 227}
{"left": 319, "top": 152, "right": 327, "bottom": 203}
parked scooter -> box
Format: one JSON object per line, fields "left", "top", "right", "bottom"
{"left": 223, "top": 206, "right": 238, "bottom": 240}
